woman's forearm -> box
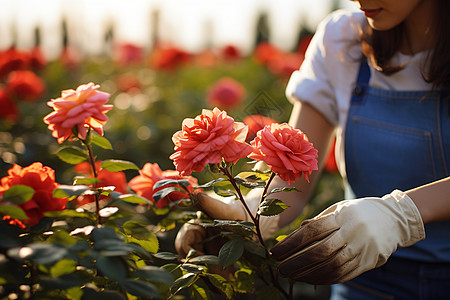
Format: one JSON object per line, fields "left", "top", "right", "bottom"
{"left": 406, "top": 176, "right": 450, "bottom": 224}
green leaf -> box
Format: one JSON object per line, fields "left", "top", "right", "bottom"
{"left": 205, "top": 273, "right": 234, "bottom": 300}
{"left": 91, "top": 134, "right": 113, "bottom": 150}
{"left": 218, "top": 239, "right": 244, "bottom": 267}
{"left": 191, "top": 284, "right": 210, "bottom": 300}
{"left": 153, "top": 252, "right": 178, "bottom": 261}
{"left": 73, "top": 176, "right": 99, "bottom": 186}
{"left": 53, "top": 185, "right": 90, "bottom": 198}
{"left": 121, "top": 279, "right": 160, "bottom": 298}
{"left": 40, "top": 273, "right": 82, "bottom": 290}
{"left": 101, "top": 160, "right": 139, "bottom": 172}
{"left": 243, "top": 240, "right": 266, "bottom": 258}
{"left": 8, "top": 243, "right": 68, "bottom": 265}
{"left": 171, "top": 273, "right": 197, "bottom": 295}
{"left": 233, "top": 176, "right": 266, "bottom": 189}
{"left": 257, "top": 199, "right": 289, "bottom": 216}
{"left": 181, "top": 263, "right": 206, "bottom": 274}
{"left": 91, "top": 226, "right": 122, "bottom": 242}
{"left": 133, "top": 266, "right": 174, "bottom": 285}
{"left": 125, "top": 234, "right": 159, "bottom": 254}
{"left": 45, "top": 210, "right": 94, "bottom": 220}
{"left": 95, "top": 256, "right": 127, "bottom": 281}
{"left": 110, "top": 192, "right": 150, "bottom": 204}
{"left": 2, "top": 185, "right": 35, "bottom": 204}
{"left": 235, "top": 270, "right": 254, "bottom": 293}
{"left": 123, "top": 221, "right": 153, "bottom": 239}
{"left": 0, "top": 205, "right": 28, "bottom": 220}
{"left": 50, "top": 259, "right": 77, "bottom": 277}
{"left": 56, "top": 146, "right": 87, "bottom": 164}
{"left": 153, "top": 187, "right": 184, "bottom": 202}
{"left": 195, "top": 178, "right": 227, "bottom": 189}
{"left": 264, "top": 187, "right": 299, "bottom": 198}
{"left": 213, "top": 186, "right": 237, "bottom": 198}
{"left": 189, "top": 255, "right": 221, "bottom": 265}
{"left": 153, "top": 179, "right": 190, "bottom": 191}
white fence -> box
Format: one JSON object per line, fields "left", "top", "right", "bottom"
{"left": 0, "top": 0, "right": 356, "bottom": 60}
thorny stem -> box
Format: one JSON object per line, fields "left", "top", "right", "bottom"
{"left": 221, "top": 167, "right": 289, "bottom": 299}
{"left": 83, "top": 139, "right": 101, "bottom": 226}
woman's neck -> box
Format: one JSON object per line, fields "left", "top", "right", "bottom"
{"left": 402, "top": 0, "right": 435, "bottom": 54}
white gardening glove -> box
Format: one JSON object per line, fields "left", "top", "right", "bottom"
{"left": 270, "top": 190, "right": 425, "bottom": 285}
{"left": 175, "top": 190, "right": 280, "bottom": 257}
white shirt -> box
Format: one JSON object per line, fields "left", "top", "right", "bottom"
{"left": 285, "top": 9, "right": 431, "bottom": 178}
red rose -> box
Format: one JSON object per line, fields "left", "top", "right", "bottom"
{"left": 249, "top": 123, "right": 318, "bottom": 184}
{"left": 170, "top": 108, "right": 253, "bottom": 176}
{"left": 206, "top": 77, "right": 245, "bottom": 110}
{"left": 243, "top": 114, "right": 277, "bottom": 143}
{"left": 0, "top": 163, "right": 67, "bottom": 226}
{"left": 129, "top": 163, "right": 198, "bottom": 209}
{"left": 0, "top": 88, "right": 18, "bottom": 122}
{"left": 74, "top": 161, "right": 128, "bottom": 206}
{"left": 7, "top": 70, "right": 46, "bottom": 102}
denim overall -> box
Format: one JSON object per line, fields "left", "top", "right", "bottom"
{"left": 331, "top": 60, "right": 450, "bottom": 300}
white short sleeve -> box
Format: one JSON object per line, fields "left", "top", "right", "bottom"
{"left": 285, "top": 9, "right": 364, "bottom": 126}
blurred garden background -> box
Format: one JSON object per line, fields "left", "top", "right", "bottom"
{"left": 0, "top": 1, "right": 359, "bottom": 299}
{"left": 0, "top": 0, "right": 355, "bottom": 231}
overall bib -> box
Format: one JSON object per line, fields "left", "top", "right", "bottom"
{"left": 331, "top": 60, "right": 450, "bottom": 300}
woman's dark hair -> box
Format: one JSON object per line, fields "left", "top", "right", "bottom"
{"left": 360, "top": 0, "right": 450, "bottom": 90}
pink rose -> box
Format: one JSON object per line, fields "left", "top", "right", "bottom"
{"left": 129, "top": 163, "right": 198, "bottom": 209}
{"left": 249, "top": 123, "right": 318, "bottom": 183}
{"left": 206, "top": 77, "right": 245, "bottom": 110}
{"left": 43, "top": 83, "right": 113, "bottom": 143}
{"left": 170, "top": 107, "right": 253, "bottom": 176}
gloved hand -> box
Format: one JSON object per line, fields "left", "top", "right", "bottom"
{"left": 175, "top": 190, "right": 280, "bottom": 257}
{"left": 270, "top": 190, "right": 425, "bottom": 285}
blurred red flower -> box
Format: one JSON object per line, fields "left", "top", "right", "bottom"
{"left": 114, "top": 43, "right": 144, "bottom": 66}
{"left": 74, "top": 161, "right": 128, "bottom": 206}
{"left": 0, "top": 88, "right": 18, "bottom": 122}
{"left": 267, "top": 52, "right": 304, "bottom": 78}
{"left": 253, "top": 42, "right": 282, "bottom": 65}
{"left": 243, "top": 114, "right": 277, "bottom": 142}
{"left": 249, "top": 123, "right": 318, "bottom": 184}
{"left": 0, "top": 162, "right": 67, "bottom": 226}
{"left": 129, "top": 162, "right": 198, "bottom": 209}
{"left": 0, "top": 48, "right": 30, "bottom": 79}
{"left": 29, "top": 46, "right": 46, "bottom": 71}
{"left": 324, "top": 138, "right": 339, "bottom": 173}
{"left": 220, "top": 45, "right": 241, "bottom": 61}
{"left": 43, "top": 82, "right": 113, "bottom": 143}
{"left": 7, "top": 70, "right": 46, "bottom": 102}
{"left": 170, "top": 107, "right": 253, "bottom": 176}
{"left": 116, "top": 72, "right": 141, "bottom": 93}
{"left": 206, "top": 77, "right": 245, "bottom": 110}
{"left": 148, "top": 45, "right": 191, "bottom": 71}
{"left": 297, "top": 34, "right": 313, "bottom": 55}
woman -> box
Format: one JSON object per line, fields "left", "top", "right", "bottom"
{"left": 177, "top": 0, "right": 450, "bottom": 298}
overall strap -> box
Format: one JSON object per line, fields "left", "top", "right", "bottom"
{"left": 351, "top": 58, "right": 371, "bottom": 104}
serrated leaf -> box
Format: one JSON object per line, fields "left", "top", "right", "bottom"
{"left": 153, "top": 179, "right": 190, "bottom": 191}
{"left": 195, "top": 178, "right": 227, "bottom": 189}
{"left": 45, "top": 210, "right": 93, "bottom": 220}
{"left": 153, "top": 252, "right": 178, "bottom": 261}
{"left": 123, "top": 221, "right": 152, "bottom": 239}
{"left": 0, "top": 205, "right": 28, "bottom": 220}
{"left": 56, "top": 146, "right": 87, "bottom": 164}
{"left": 125, "top": 234, "right": 159, "bottom": 254}
{"left": 181, "top": 263, "right": 206, "bottom": 274}
{"left": 264, "top": 187, "right": 299, "bottom": 198}
{"left": 233, "top": 177, "right": 266, "bottom": 189}
{"left": 50, "top": 259, "right": 77, "bottom": 277}
{"left": 213, "top": 186, "right": 237, "bottom": 198}
{"left": 243, "top": 240, "right": 266, "bottom": 258}
{"left": 218, "top": 239, "right": 244, "bottom": 267}
{"left": 257, "top": 199, "right": 289, "bottom": 216}
{"left": 171, "top": 273, "right": 197, "bottom": 295}
{"left": 189, "top": 255, "right": 221, "bottom": 265}
{"left": 91, "top": 134, "right": 113, "bottom": 150}
{"left": 101, "top": 160, "right": 139, "bottom": 172}
{"left": 2, "top": 185, "right": 35, "bottom": 204}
